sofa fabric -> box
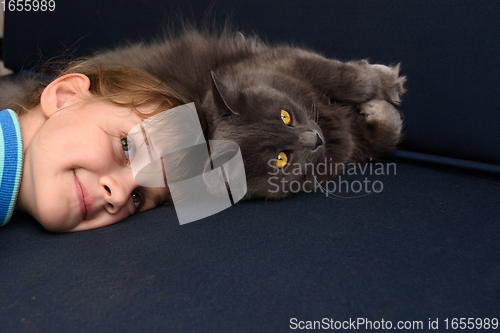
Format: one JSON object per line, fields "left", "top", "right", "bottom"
{"left": 2, "top": 162, "right": 499, "bottom": 331}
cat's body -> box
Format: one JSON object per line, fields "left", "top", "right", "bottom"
{"left": 2, "top": 30, "right": 406, "bottom": 200}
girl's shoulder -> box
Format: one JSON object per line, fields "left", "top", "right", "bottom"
{"left": 0, "top": 109, "right": 23, "bottom": 227}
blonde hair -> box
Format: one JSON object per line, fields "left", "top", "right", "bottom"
{"left": 15, "top": 60, "right": 189, "bottom": 117}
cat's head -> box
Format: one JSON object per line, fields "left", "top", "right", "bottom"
{"left": 202, "top": 70, "right": 327, "bottom": 200}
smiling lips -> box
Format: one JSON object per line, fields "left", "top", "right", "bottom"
{"left": 73, "top": 170, "right": 92, "bottom": 219}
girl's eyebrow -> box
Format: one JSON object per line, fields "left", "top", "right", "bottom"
{"left": 141, "top": 192, "right": 166, "bottom": 212}
{"left": 153, "top": 194, "right": 162, "bottom": 208}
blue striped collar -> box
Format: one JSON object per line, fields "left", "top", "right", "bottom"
{"left": 0, "top": 109, "right": 24, "bottom": 227}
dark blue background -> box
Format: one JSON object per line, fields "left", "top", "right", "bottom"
{"left": 4, "top": 0, "right": 500, "bottom": 165}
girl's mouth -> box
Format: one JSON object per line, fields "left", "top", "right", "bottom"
{"left": 73, "top": 170, "right": 91, "bottom": 219}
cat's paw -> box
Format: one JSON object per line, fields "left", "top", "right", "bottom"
{"left": 371, "top": 64, "right": 406, "bottom": 106}
{"left": 359, "top": 99, "right": 403, "bottom": 137}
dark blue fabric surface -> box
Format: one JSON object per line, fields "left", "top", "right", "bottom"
{"left": 4, "top": 0, "right": 500, "bottom": 165}
{"left": 391, "top": 150, "right": 500, "bottom": 177}
{"left": 1, "top": 162, "right": 499, "bottom": 331}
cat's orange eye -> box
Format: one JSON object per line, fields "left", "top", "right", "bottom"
{"left": 276, "top": 151, "right": 288, "bottom": 168}
{"left": 280, "top": 110, "right": 291, "bottom": 125}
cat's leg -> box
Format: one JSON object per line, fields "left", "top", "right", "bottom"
{"left": 295, "top": 56, "right": 406, "bottom": 105}
{"left": 368, "top": 64, "right": 406, "bottom": 106}
{"left": 359, "top": 100, "right": 403, "bottom": 138}
{"left": 354, "top": 99, "right": 403, "bottom": 160}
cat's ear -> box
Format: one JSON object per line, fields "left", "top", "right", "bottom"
{"left": 211, "top": 71, "right": 240, "bottom": 117}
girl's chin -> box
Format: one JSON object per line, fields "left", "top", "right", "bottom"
{"left": 36, "top": 213, "right": 79, "bottom": 232}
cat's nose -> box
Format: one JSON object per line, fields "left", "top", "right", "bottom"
{"left": 314, "top": 133, "right": 323, "bottom": 149}
{"left": 299, "top": 131, "right": 323, "bottom": 150}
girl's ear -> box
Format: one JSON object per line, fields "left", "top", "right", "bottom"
{"left": 40, "top": 73, "right": 91, "bottom": 118}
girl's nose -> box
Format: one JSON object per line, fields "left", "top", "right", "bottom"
{"left": 99, "top": 174, "right": 135, "bottom": 214}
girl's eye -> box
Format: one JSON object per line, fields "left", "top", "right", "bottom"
{"left": 121, "top": 137, "right": 130, "bottom": 160}
{"left": 280, "top": 109, "right": 291, "bottom": 125}
{"left": 121, "top": 137, "right": 136, "bottom": 164}
{"left": 276, "top": 151, "right": 288, "bottom": 168}
{"left": 131, "top": 191, "right": 143, "bottom": 210}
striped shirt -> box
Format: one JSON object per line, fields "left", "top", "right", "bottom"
{"left": 0, "top": 109, "right": 23, "bottom": 226}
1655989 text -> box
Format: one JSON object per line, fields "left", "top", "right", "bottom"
{"left": 2, "top": 0, "right": 55, "bottom": 12}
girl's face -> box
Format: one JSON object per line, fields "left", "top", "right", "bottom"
{"left": 18, "top": 79, "right": 169, "bottom": 232}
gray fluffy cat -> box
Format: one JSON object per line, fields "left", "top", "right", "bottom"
{"left": 2, "top": 30, "right": 406, "bottom": 200}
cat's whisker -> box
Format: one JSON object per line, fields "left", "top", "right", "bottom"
{"left": 310, "top": 104, "right": 314, "bottom": 121}
{"left": 312, "top": 101, "right": 319, "bottom": 123}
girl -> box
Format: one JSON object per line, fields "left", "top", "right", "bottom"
{"left": 1, "top": 63, "right": 188, "bottom": 232}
